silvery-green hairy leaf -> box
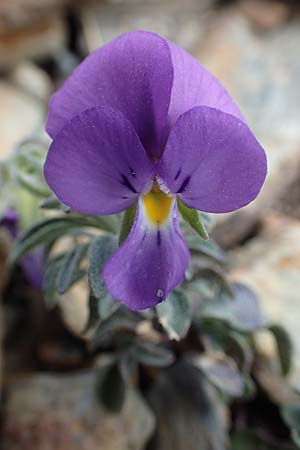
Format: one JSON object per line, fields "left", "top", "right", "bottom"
{"left": 192, "top": 352, "right": 244, "bottom": 397}
{"left": 186, "top": 234, "right": 227, "bottom": 263}
{"left": 177, "top": 197, "right": 208, "bottom": 240}
{"left": 11, "top": 216, "right": 116, "bottom": 263}
{"left": 156, "top": 290, "right": 191, "bottom": 341}
{"left": 42, "top": 256, "right": 64, "bottom": 308}
{"left": 40, "top": 195, "right": 70, "bottom": 212}
{"left": 282, "top": 402, "right": 300, "bottom": 432}
{"left": 99, "top": 293, "right": 120, "bottom": 321}
{"left": 91, "top": 309, "right": 139, "bottom": 348}
{"left": 119, "top": 203, "right": 137, "bottom": 245}
{"left": 199, "top": 283, "right": 265, "bottom": 332}
{"left": 88, "top": 235, "right": 116, "bottom": 300}
{"left": 269, "top": 324, "right": 293, "bottom": 376}
{"left": 135, "top": 341, "right": 175, "bottom": 367}
{"left": 57, "top": 243, "right": 89, "bottom": 294}
{"left": 95, "top": 359, "right": 126, "bottom": 413}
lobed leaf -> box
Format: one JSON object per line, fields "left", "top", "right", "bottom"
{"left": 135, "top": 341, "right": 175, "bottom": 367}
{"left": 57, "top": 243, "right": 89, "bottom": 294}
{"left": 269, "top": 324, "right": 293, "bottom": 376}
{"left": 192, "top": 352, "right": 244, "bottom": 397}
{"left": 95, "top": 359, "right": 126, "bottom": 413}
{"left": 119, "top": 203, "right": 137, "bottom": 245}
{"left": 88, "top": 235, "right": 116, "bottom": 300}
{"left": 156, "top": 290, "right": 191, "bottom": 341}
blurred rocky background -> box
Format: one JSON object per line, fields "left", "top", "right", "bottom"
{"left": 0, "top": 0, "right": 300, "bottom": 449}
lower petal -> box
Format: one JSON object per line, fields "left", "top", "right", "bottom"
{"left": 103, "top": 197, "right": 190, "bottom": 310}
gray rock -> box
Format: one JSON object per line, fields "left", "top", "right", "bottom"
{"left": 2, "top": 371, "right": 155, "bottom": 450}
{"left": 0, "top": 14, "right": 66, "bottom": 68}
{"left": 230, "top": 213, "right": 300, "bottom": 387}
{"left": 0, "top": 81, "right": 45, "bottom": 159}
{"left": 80, "top": 0, "right": 215, "bottom": 53}
{"left": 196, "top": 7, "right": 300, "bottom": 247}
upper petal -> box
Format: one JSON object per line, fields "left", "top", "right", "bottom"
{"left": 157, "top": 106, "right": 267, "bottom": 213}
{"left": 166, "top": 39, "right": 244, "bottom": 128}
{"left": 44, "top": 107, "right": 154, "bottom": 215}
{"left": 103, "top": 199, "right": 190, "bottom": 310}
{"left": 46, "top": 31, "right": 174, "bottom": 159}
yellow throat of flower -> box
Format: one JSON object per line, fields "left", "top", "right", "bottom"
{"left": 142, "top": 180, "right": 173, "bottom": 226}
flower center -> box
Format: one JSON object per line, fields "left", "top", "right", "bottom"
{"left": 142, "top": 180, "right": 173, "bottom": 226}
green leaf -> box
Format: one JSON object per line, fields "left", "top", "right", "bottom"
{"left": 95, "top": 360, "right": 126, "bottom": 413}
{"left": 282, "top": 402, "right": 300, "bottom": 432}
{"left": 57, "top": 243, "right": 89, "bottom": 294}
{"left": 177, "top": 197, "right": 208, "bottom": 240}
{"left": 156, "top": 290, "right": 191, "bottom": 341}
{"left": 292, "top": 430, "right": 300, "bottom": 449}
{"left": 42, "top": 256, "right": 64, "bottom": 308}
{"left": 185, "top": 235, "right": 227, "bottom": 263}
{"left": 269, "top": 324, "right": 293, "bottom": 376}
{"left": 192, "top": 353, "right": 244, "bottom": 397}
{"left": 40, "top": 196, "right": 70, "bottom": 212}
{"left": 88, "top": 235, "right": 116, "bottom": 300}
{"left": 199, "top": 283, "right": 265, "bottom": 333}
{"left": 99, "top": 293, "right": 120, "bottom": 321}
{"left": 91, "top": 310, "right": 139, "bottom": 348}
{"left": 84, "top": 294, "right": 100, "bottom": 332}
{"left": 119, "top": 203, "right": 137, "bottom": 245}
{"left": 230, "top": 431, "right": 282, "bottom": 450}
{"left": 11, "top": 215, "right": 115, "bottom": 263}
{"left": 135, "top": 341, "right": 175, "bottom": 367}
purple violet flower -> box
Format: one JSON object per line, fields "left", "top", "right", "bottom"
{"left": 44, "top": 31, "right": 267, "bottom": 310}
{"left": 1, "top": 209, "right": 44, "bottom": 290}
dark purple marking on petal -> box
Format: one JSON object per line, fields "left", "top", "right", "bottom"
{"left": 177, "top": 176, "right": 191, "bottom": 194}
{"left": 174, "top": 169, "right": 181, "bottom": 181}
{"left": 120, "top": 174, "right": 138, "bottom": 194}
{"left": 157, "top": 229, "right": 161, "bottom": 246}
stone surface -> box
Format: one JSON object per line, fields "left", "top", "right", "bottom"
{"left": 239, "top": 0, "right": 290, "bottom": 31}
{"left": 59, "top": 279, "right": 89, "bottom": 337}
{"left": 80, "top": 0, "right": 215, "bottom": 53}
{"left": 0, "top": 14, "right": 66, "bottom": 68}
{"left": 0, "top": 81, "right": 45, "bottom": 159}
{"left": 230, "top": 213, "right": 300, "bottom": 387}
{"left": 2, "top": 371, "right": 155, "bottom": 450}
{"left": 197, "top": 7, "right": 300, "bottom": 247}
{"left": 10, "top": 62, "right": 52, "bottom": 102}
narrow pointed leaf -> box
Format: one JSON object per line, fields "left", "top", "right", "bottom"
{"left": 135, "top": 341, "right": 175, "bottom": 367}
{"left": 42, "top": 256, "right": 64, "bottom": 308}
{"left": 95, "top": 360, "right": 126, "bottom": 413}
{"left": 119, "top": 203, "right": 137, "bottom": 246}
{"left": 88, "top": 235, "right": 117, "bottom": 300}
{"left": 192, "top": 353, "right": 244, "bottom": 397}
{"left": 57, "top": 243, "right": 89, "bottom": 294}
{"left": 177, "top": 197, "right": 208, "bottom": 240}
{"left": 269, "top": 324, "right": 293, "bottom": 376}
{"left": 156, "top": 290, "right": 191, "bottom": 340}
{"left": 11, "top": 216, "right": 116, "bottom": 263}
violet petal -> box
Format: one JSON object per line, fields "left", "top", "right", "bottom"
{"left": 46, "top": 31, "right": 173, "bottom": 159}
{"left": 103, "top": 201, "right": 190, "bottom": 310}
{"left": 44, "top": 107, "right": 154, "bottom": 215}
{"left": 157, "top": 106, "right": 267, "bottom": 213}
